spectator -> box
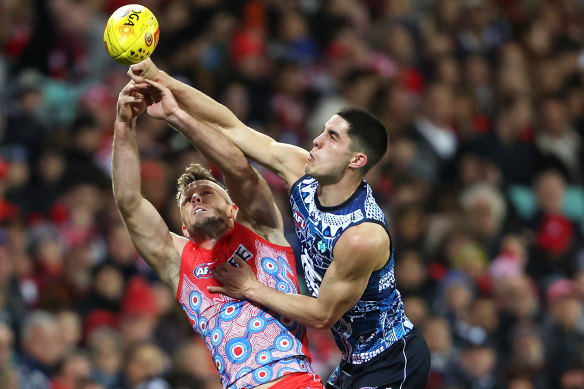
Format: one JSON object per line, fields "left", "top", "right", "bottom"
{"left": 117, "top": 277, "right": 160, "bottom": 350}
{"left": 463, "top": 95, "right": 542, "bottom": 188}
{"left": 543, "top": 278, "right": 584, "bottom": 387}
{"left": 87, "top": 326, "right": 122, "bottom": 389}
{"left": 535, "top": 95, "right": 582, "bottom": 184}
{"left": 422, "top": 316, "right": 455, "bottom": 389}
{"left": 444, "top": 339, "right": 504, "bottom": 389}
{"left": 405, "top": 82, "right": 457, "bottom": 185}
{"left": 120, "top": 342, "right": 170, "bottom": 389}
{"left": 51, "top": 350, "right": 92, "bottom": 389}
{"left": 18, "top": 311, "right": 65, "bottom": 389}
{"left": 56, "top": 310, "right": 82, "bottom": 355}
{"left": 527, "top": 169, "right": 583, "bottom": 282}
{"left": 460, "top": 183, "right": 508, "bottom": 257}
{"left": 505, "top": 326, "right": 546, "bottom": 389}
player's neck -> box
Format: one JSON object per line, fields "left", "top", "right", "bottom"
{"left": 316, "top": 174, "right": 362, "bottom": 207}
{"left": 191, "top": 236, "right": 222, "bottom": 249}
{"left": 190, "top": 226, "right": 233, "bottom": 249}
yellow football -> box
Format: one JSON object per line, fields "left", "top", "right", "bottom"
{"left": 103, "top": 4, "right": 159, "bottom": 65}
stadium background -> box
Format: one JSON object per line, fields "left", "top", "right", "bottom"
{"left": 1, "top": 0, "right": 584, "bottom": 388}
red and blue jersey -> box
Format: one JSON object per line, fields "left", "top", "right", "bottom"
{"left": 177, "top": 222, "right": 317, "bottom": 389}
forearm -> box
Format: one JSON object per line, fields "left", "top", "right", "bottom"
{"left": 156, "top": 72, "right": 241, "bottom": 133}
{"left": 112, "top": 120, "right": 142, "bottom": 209}
{"left": 245, "top": 282, "right": 336, "bottom": 330}
{"left": 166, "top": 109, "right": 250, "bottom": 177}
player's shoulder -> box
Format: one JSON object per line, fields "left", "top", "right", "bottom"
{"left": 171, "top": 233, "right": 190, "bottom": 256}
{"left": 339, "top": 222, "right": 388, "bottom": 251}
{"left": 334, "top": 222, "right": 389, "bottom": 272}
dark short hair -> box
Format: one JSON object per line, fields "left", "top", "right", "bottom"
{"left": 175, "top": 163, "right": 225, "bottom": 205}
{"left": 335, "top": 107, "right": 388, "bottom": 173}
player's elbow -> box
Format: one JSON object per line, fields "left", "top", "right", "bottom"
{"left": 311, "top": 311, "right": 338, "bottom": 330}
{"left": 312, "top": 320, "right": 334, "bottom": 330}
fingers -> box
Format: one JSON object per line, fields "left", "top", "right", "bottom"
{"left": 127, "top": 58, "right": 156, "bottom": 82}
{"left": 207, "top": 286, "right": 224, "bottom": 294}
{"left": 119, "top": 80, "right": 136, "bottom": 96}
{"left": 127, "top": 82, "right": 160, "bottom": 109}
{"left": 131, "top": 80, "right": 166, "bottom": 95}
{"left": 233, "top": 256, "right": 248, "bottom": 267}
{"left": 211, "top": 264, "right": 228, "bottom": 279}
{"left": 144, "top": 78, "right": 165, "bottom": 91}
{"left": 127, "top": 64, "right": 144, "bottom": 82}
{"left": 118, "top": 94, "right": 142, "bottom": 105}
{"left": 130, "top": 82, "right": 149, "bottom": 91}
{"left": 130, "top": 80, "right": 166, "bottom": 97}
{"left": 207, "top": 285, "right": 242, "bottom": 300}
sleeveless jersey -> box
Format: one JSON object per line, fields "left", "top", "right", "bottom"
{"left": 177, "top": 222, "right": 317, "bottom": 389}
{"left": 290, "top": 175, "right": 413, "bottom": 364}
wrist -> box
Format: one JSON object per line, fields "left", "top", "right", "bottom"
{"left": 156, "top": 70, "right": 172, "bottom": 85}
{"left": 166, "top": 108, "right": 186, "bottom": 126}
{"left": 114, "top": 118, "right": 134, "bottom": 129}
{"left": 244, "top": 279, "right": 264, "bottom": 302}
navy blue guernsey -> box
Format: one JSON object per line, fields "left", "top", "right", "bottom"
{"left": 290, "top": 175, "right": 413, "bottom": 364}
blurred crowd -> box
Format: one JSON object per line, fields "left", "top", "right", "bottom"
{"left": 1, "top": 0, "right": 584, "bottom": 388}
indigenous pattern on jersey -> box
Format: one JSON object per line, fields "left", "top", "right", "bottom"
{"left": 177, "top": 223, "right": 317, "bottom": 389}
{"left": 290, "top": 175, "right": 413, "bottom": 364}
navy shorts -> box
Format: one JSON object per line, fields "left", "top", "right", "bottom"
{"left": 325, "top": 327, "right": 430, "bottom": 389}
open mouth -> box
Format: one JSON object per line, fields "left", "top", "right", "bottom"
{"left": 193, "top": 207, "right": 206, "bottom": 215}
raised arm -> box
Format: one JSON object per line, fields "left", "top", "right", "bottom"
{"left": 134, "top": 79, "right": 286, "bottom": 243}
{"left": 209, "top": 223, "right": 390, "bottom": 329}
{"left": 112, "top": 82, "right": 184, "bottom": 293}
{"left": 127, "top": 59, "right": 308, "bottom": 187}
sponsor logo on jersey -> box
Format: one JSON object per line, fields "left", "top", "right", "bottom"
{"left": 227, "top": 244, "right": 253, "bottom": 267}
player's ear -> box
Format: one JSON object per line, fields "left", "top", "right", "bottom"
{"left": 229, "top": 204, "right": 239, "bottom": 219}
{"left": 348, "top": 152, "right": 367, "bottom": 169}
{"left": 181, "top": 224, "right": 190, "bottom": 238}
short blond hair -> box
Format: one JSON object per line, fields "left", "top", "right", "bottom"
{"left": 175, "top": 163, "right": 224, "bottom": 205}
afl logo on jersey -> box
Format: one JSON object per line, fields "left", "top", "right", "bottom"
{"left": 194, "top": 264, "right": 213, "bottom": 279}
{"left": 293, "top": 210, "right": 305, "bottom": 228}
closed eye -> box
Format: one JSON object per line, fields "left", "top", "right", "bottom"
{"left": 327, "top": 129, "right": 339, "bottom": 140}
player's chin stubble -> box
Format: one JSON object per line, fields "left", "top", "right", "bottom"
{"left": 188, "top": 216, "right": 231, "bottom": 239}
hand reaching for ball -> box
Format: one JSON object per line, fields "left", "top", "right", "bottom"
{"left": 127, "top": 58, "right": 164, "bottom": 84}
{"left": 131, "top": 79, "right": 180, "bottom": 123}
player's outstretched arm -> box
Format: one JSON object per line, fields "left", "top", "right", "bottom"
{"left": 112, "top": 82, "right": 183, "bottom": 292}
{"left": 134, "top": 79, "right": 286, "bottom": 241}
{"left": 209, "top": 223, "right": 389, "bottom": 329}
{"left": 128, "top": 59, "right": 308, "bottom": 188}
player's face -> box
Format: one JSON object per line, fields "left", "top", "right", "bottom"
{"left": 179, "top": 180, "right": 236, "bottom": 237}
{"left": 306, "top": 114, "right": 356, "bottom": 182}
